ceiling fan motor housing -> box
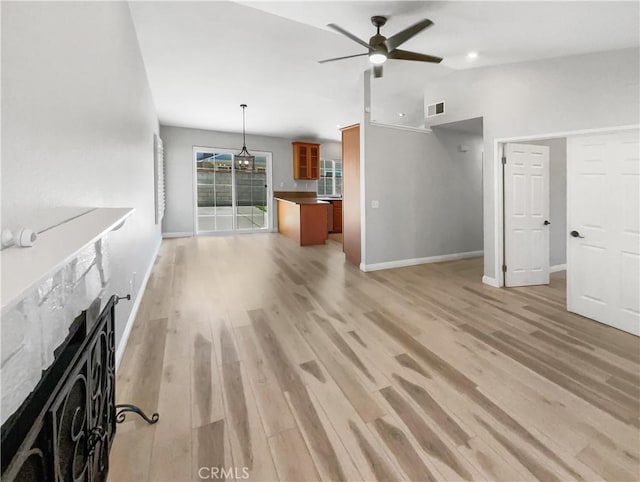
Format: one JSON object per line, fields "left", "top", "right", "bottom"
{"left": 369, "top": 33, "right": 387, "bottom": 49}
{"left": 370, "top": 15, "right": 388, "bottom": 54}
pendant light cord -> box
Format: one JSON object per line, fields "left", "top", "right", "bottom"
{"left": 241, "top": 103, "right": 247, "bottom": 149}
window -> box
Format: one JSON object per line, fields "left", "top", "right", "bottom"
{"left": 317, "top": 159, "right": 342, "bottom": 197}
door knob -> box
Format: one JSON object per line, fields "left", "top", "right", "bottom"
{"left": 544, "top": 220, "right": 551, "bottom": 225}
{"left": 570, "top": 230, "right": 584, "bottom": 238}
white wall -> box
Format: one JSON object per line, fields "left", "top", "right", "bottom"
{"left": 362, "top": 124, "right": 483, "bottom": 267}
{"left": 424, "top": 48, "right": 639, "bottom": 281}
{"left": 1, "top": 2, "right": 160, "bottom": 346}
{"left": 160, "top": 125, "right": 341, "bottom": 235}
{"left": 525, "top": 138, "right": 567, "bottom": 268}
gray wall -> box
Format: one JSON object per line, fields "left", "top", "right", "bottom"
{"left": 524, "top": 138, "right": 567, "bottom": 267}
{"left": 160, "top": 125, "right": 341, "bottom": 234}
{"left": 1, "top": 2, "right": 160, "bottom": 346}
{"left": 424, "top": 48, "right": 639, "bottom": 280}
{"left": 362, "top": 124, "right": 483, "bottom": 266}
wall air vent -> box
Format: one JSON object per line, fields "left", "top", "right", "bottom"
{"left": 426, "top": 101, "right": 445, "bottom": 118}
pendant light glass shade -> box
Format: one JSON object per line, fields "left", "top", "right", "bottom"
{"left": 235, "top": 104, "right": 256, "bottom": 172}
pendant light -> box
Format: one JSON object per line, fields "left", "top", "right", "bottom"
{"left": 235, "top": 103, "right": 255, "bottom": 172}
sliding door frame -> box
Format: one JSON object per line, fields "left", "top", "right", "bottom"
{"left": 192, "top": 146, "right": 273, "bottom": 235}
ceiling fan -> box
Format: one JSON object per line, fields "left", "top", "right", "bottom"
{"left": 319, "top": 16, "right": 442, "bottom": 78}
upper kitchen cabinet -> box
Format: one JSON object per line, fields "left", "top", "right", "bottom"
{"left": 292, "top": 142, "right": 320, "bottom": 180}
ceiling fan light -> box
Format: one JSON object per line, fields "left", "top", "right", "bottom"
{"left": 369, "top": 52, "right": 387, "bottom": 65}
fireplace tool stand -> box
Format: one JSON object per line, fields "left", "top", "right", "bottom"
{"left": 114, "top": 294, "right": 160, "bottom": 426}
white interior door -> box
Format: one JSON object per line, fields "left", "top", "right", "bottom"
{"left": 567, "top": 129, "right": 639, "bottom": 335}
{"left": 504, "top": 143, "right": 550, "bottom": 287}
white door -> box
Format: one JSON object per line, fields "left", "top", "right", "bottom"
{"left": 567, "top": 129, "right": 639, "bottom": 335}
{"left": 504, "top": 143, "right": 550, "bottom": 287}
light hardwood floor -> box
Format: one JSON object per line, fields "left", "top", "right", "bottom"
{"left": 109, "top": 234, "right": 639, "bottom": 482}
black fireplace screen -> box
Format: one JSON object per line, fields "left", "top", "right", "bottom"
{"left": 3, "top": 295, "right": 118, "bottom": 481}
{"left": 2, "top": 296, "right": 116, "bottom": 481}
{"left": 2, "top": 294, "right": 159, "bottom": 482}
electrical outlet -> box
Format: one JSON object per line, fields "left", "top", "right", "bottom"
{"left": 371, "top": 200, "right": 379, "bottom": 209}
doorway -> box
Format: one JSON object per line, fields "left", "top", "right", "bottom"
{"left": 497, "top": 126, "right": 639, "bottom": 335}
{"left": 431, "top": 116, "right": 485, "bottom": 267}
{"left": 502, "top": 139, "right": 567, "bottom": 287}
{"left": 193, "top": 147, "right": 272, "bottom": 234}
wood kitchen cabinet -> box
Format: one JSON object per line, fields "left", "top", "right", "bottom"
{"left": 293, "top": 142, "right": 320, "bottom": 180}
{"left": 276, "top": 196, "right": 328, "bottom": 246}
{"left": 332, "top": 200, "right": 343, "bottom": 233}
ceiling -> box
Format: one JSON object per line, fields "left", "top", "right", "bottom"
{"left": 129, "top": 1, "right": 639, "bottom": 141}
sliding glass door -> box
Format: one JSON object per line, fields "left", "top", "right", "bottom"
{"left": 235, "top": 154, "right": 269, "bottom": 230}
{"left": 194, "top": 147, "right": 271, "bottom": 234}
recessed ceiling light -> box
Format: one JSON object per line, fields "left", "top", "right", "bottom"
{"left": 398, "top": 113, "right": 406, "bottom": 117}
{"left": 467, "top": 51, "right": 479, "bottom": 60}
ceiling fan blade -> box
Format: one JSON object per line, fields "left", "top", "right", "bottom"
{"left": 373, "top": 65, "right": 383, "bottom": 78}
{"left": 327, "top": 23, "right": 373, "bottom": 51}
{"left": 318, "top": 53, "right": 368, "bottom": 64}
{"left": 388, "top": 49, "right": 443, "bottom": 63}
{"left": 384, "top": 19, "right": 433, "bottom": 51}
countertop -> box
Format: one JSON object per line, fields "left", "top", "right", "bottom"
{"left": 275, "top": 196, "right": 330, "bottom": 205}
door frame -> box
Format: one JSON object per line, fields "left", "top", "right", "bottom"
{"left": 491, "top": 124, "right": 639, "bottom": 288}
{"left": 192, "top": 145, "right": 274, "bottom": 235}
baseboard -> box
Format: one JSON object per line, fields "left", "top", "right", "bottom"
{"left": 550, "top": 264, "right": 567, "bottom": 273}
{"left": 482, "top": 275, "right": 501, "bottom": 288}
{"left": 115, "top": 236, "right": 161, "bottom": 370}
{"left": 360, "top": 250, "right": 483, "bottom": 272}
{"left": 162, "top": 231, "right": 193, "bottom": 238}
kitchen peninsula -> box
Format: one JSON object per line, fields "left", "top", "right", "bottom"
{"left": 275, "top": 192, "right": 329, "bottom": 246}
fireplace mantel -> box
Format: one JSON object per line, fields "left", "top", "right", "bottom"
{"left": 1, "top": 207, "right": 134, "bottom": 315}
